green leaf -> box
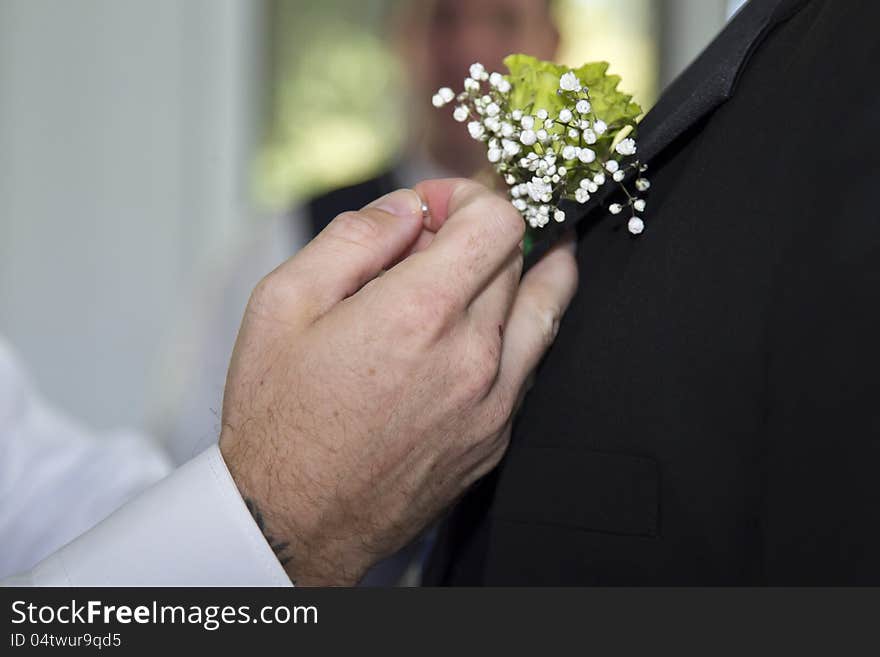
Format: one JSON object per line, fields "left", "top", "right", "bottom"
{"left": 503, "top": 54, "right": 644, "bottom": 137}
{"left": 503, "top": 54, "right": 569, "bottom": 116}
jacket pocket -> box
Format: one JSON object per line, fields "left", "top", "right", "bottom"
{"left": 491, "top": 446, "right": 660, "bottom": 537}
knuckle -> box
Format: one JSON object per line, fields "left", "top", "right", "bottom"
{"left": 482, "top": 390, "right": 514, "bottom": 436}
{"left": 247, "top": 271, "right": 302, "bottom": 319}
{"left": 453, "top": 185, "right": 525, "bottom": 248}
{"left": 523, "top": 296, "right": 562, "bottom": 349}
{"left": 326, "top": 210, "right": 382, "bottom": 249}
{"left": 478, "top": 194, "right": 526, "bottom": 245}
{"left": 459, "top": 334, "right": 501, "bottom": 399}
{"left": 540, "top": 308, "right": 563, "bottom": 347}
{"left": 249, "top": 272, "right": 283, "bottom": 310}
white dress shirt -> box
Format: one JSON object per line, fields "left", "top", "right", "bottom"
{"left": 0, "top": 336, "right": 290, "bottom": 586}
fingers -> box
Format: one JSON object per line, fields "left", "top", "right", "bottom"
{"left": 264, "top": 189, "right": 425, "bottom": 323}
{"left": 493, "top": 231, "right": 579, "bottom": 403}
{"left": 467, "top": 248, "right": 523, "bottom": 344}
{"left": 399, "top": 178, "right": 525, "bottom": 307}
{"left": 397, "top": 177, "right": 494, "bottom": 260}
{"left": 413, "top": 178, "right": 467, "bottom": 234}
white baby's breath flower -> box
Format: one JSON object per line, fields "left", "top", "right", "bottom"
{"left": 615, "top": 138, "right": 637, "bottom": 156}
{"left": 628, "top": 217, "right": 645, "bottom": 235}
{"left": 484, "top": 116, "right": 501, "bottom": 133}
{"left": 434, "top": 58, "right": 649, "bottom": 234}
{"left": 470, "top": 63, "right": 487, "bottom": 80}
{"left": 527, "top": 177, "right": 552, "bottom": 202}
{"left": 636, "top": 178, "right": 651, "bottom": 192}
{"left": 578, "top": 148, "right": 596, "bottom": 164}
{"left": 432, "top": 89, "right": 453, "bottom": 107}
{"left": 559, "top": 71, "right": 582, "bottom": 92}
{"left": 609, "top": 203, "right": 623, "bottom": 215}
{"left": 502, "top": 139, "right": 521, "bottom": 157}
{"left": 520, "top": 130, "right": 537, "bottom": 146}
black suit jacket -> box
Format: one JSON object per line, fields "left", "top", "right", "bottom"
{"left": 426, "top": 0, "right": 880, "bottom": 585}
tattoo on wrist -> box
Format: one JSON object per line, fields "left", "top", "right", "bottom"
{"left": 244, "top": 498, "right": 294, "bottom": 570}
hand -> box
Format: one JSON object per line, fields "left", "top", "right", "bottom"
{"left": 219, "top": 179, "right": 578, "bottom": 585}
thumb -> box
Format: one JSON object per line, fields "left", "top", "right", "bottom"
{"left": 269, "top": 189, "right": 425, "bottom": 323}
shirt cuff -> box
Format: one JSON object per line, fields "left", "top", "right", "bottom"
{"left": 22, "top": 445, "right": 292, "bottom": 586}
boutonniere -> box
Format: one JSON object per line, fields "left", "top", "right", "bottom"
{"left": 433, "top": 55, "right": 650, "bottom": 246}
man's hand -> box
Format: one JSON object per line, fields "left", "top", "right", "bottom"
{"left": 219, "top": 179, "right": 578, "bottom": 585}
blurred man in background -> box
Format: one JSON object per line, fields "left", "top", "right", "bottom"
{"left": 401, "top": 0, "right": 560, "bottom": 189}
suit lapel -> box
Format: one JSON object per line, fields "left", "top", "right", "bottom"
{"left": 637, "top": 0, "right": 786, "bottom": 163}
{"left": 525, "top": 0, "right": 803, "bottom": 267}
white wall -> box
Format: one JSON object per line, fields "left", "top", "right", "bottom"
{"left": 0, "top": 0, "right": 263, "bottom": 430}
{"left": 658, "top": 0, "right": 729, "bottom": 87}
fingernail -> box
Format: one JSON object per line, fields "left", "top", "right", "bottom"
{"left": 367, "top": 189, "right": 422, "bottom": 219}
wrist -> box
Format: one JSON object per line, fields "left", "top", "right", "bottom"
{"left": 219, "top": 433, "right": 367, "bottom": 586}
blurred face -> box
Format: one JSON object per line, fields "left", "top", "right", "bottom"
{"left": 399, "top": 0, "right": 559, "bottom": 176}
